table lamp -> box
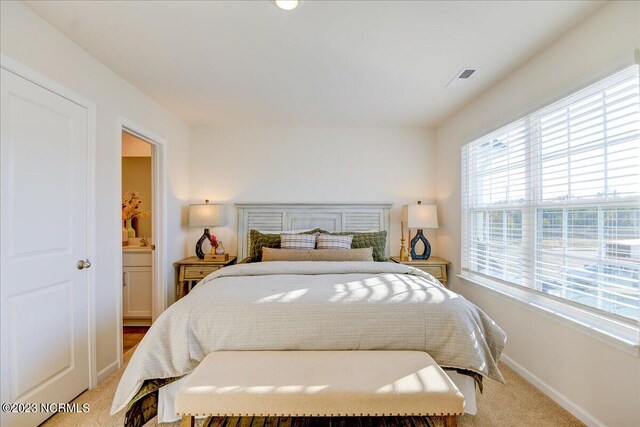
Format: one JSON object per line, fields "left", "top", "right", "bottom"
{"left": 407, "top": 201, "right": 438, "bottom": 260}
{"left": 189, "top": 200, "right": 222, "bottom": 259}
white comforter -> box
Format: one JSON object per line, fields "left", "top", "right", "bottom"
{"left": 111, "top": 261, "right": 506, "bottom": 414}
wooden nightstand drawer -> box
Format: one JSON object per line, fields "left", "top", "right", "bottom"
{"left": 184, "top": 265, "right": 219, "bottom": 279}
{"left": 416, "top": 265, "right": 443, "bottom": 279}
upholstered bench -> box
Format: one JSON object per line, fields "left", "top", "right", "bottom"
{"left": 176, "top": 351, "right": 464, "bottom": 427}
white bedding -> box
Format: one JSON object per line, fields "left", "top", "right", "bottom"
{"left": 112, "top": 261, "right": 505, "bottom": 415}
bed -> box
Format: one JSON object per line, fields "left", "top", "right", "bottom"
{"left": 110, "top": 204, "right": 506, "bottom": 427}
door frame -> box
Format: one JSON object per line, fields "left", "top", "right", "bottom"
{"left": 116, "top": 117, "right": 168, "bottom": 368}
{"left": 0, "top": 54, "right": 98, "bottom": 388}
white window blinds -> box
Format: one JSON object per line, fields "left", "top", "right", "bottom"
{"left": 461, "top": 65, "right": 640, "bottom": 320}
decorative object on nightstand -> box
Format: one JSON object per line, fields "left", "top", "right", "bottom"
{"left": 205, "top": 237, "right": 229, "bottom": 262}
{"left": 189, "top": 200, "right": 222, "bottom": 259}
{"left": 390, "top": 256, "right": 450, "bottom": 287}
{"left": 407, "top": 201, "right": 438, "bottom": 260}
{"left": 399, "top": 221, "right": 409, "bottom": 262}
{"left": 205, "top": 253, "right": 229, "bottom": 261}
{"left": 174, "top": 255, "right": 237, "bottom": 298}
{"left": 204, "top": 233, "right": 227, "bottom": 261}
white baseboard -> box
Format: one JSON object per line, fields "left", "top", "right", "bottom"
{"left": 500, "top": 353, "right": 605, "bottom": 427}
{"left": 96, "top": 360, "right": 119, "bottom": 384}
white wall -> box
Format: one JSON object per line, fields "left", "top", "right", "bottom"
{"left": 435, "top": 2, "right": 640, "bottom": 426}
{"left": 1, "top": 2, "right": 190, "bottom": 380}
{"left": 189, "top": 126, "right": 436, "bottom": 257}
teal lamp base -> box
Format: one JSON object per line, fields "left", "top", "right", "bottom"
{"left": 410, "top": 229, "right": 431, "bottom": 260}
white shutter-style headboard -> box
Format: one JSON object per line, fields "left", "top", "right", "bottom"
{"left": 236, "top": 203, "right": 392, "bottom": 260}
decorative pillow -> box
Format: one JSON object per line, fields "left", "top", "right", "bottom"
{"left": 280, "top": 233, "right": 318, "bottom": 250}
{"left": 318, "top": 230, "right": 388, "bottom": 261}
{"left": 262, "top": 247, "right": 374, "bottom": 262}
{"left": 316, "top": 234, "right": 353, "bottom": 250}
{"left": 248, "top": 230, "right": 281, "bottom": 263}
{"left": 248, "top": 229, "right": 323, "bottom": 262}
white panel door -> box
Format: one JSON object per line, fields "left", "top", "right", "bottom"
{"left": 0, "top": 68, "right": 90, "bottom": 426}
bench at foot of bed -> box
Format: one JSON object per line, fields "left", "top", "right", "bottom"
{"left": 176, "top": 351, "right": 464, "bottom": 427}
{"left": 181, "top": 416, "right": 457, "bottom": 427}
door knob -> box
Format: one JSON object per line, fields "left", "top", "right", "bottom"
{"left": 77, "top": 259, "right": 92, "bottom": 270}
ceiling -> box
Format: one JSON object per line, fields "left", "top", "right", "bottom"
{"left": 26, "top": 1, "right": 603, "bottom": 127}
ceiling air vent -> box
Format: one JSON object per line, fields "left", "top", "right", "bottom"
{"left": 459, "top": 69, "right": 476, "bottom": 79}
{"left": 446, "top": 68, "right": 477, "bottom": 88}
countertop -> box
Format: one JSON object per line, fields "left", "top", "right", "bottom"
{"left": 122, "top": 245, "right": 152, "bottom": 253}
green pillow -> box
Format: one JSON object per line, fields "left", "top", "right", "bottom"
{"left": 319, "top": 230, "right": 388, "bottom": 262}
{"left": 248, "top": 230, "right": 280, "bottom": 263}
{"left": 248, "top": 229, "right": 323, "bottom": 262}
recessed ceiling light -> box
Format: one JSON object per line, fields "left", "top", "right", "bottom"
{"left": 274, "top": 0, "right": 299, "bottom": 11}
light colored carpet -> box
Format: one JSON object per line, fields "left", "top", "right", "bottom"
{"left": 42, "top": 349, "right": 584, "bottom": 427}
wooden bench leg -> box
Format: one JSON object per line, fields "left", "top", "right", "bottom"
{"left": 443, "top": 415, "right": 457, "bottom": 427}
{"left": 181, "top": 415, "right": 195, "bottom": 427}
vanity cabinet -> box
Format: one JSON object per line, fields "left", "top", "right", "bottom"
{"left": 123, "top": 250, "right": 152, "bottom": 325}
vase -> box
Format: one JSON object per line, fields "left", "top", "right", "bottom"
{"left": 122, "top": 223, "right": 129, "bottom": 246}
{"left": 215, "top": 241, "right": 226, "bottom": 255}
{"left": 126, "top": 219, "right": 136, "bottom": 238}
{"left": 132, "top": 216, "right": 139, "bottom": 237}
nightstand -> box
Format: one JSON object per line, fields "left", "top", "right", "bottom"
{"left": 390, "top": 256, "right": 451, "bottom": 287}
{"left": 174, "top": 256, "right": 237, "bottom": 299}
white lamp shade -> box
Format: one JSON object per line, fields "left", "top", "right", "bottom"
{"left": 189, "top": 203, "right": 222, "bottom": 227}
{"left": 407, "top": 203, "right": 438, "bottom": 229}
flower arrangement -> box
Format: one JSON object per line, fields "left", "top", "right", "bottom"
{"left": 122, "top": 192, "right": 150, "bottom": 221}
{"left": 209, "top": 234, "right": 218, "bottom": 249}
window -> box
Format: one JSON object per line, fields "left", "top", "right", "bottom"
{"left": 461, "top": 65, "right": 640, "bottom": 321}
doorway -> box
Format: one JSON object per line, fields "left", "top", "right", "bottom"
{"left": 117, "top": 119, "right": 167, "bottom": 366}
{"left": 121, "top": 131, "right": 153, "bottom": 353}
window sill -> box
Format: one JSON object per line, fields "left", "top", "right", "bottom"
{"left": 457, "top": 271, "right": 640, "bottom": 357}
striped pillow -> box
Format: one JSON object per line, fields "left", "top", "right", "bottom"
{"left": 279, "top": 233, "right": 318, "bottom": 250}
{"left": 319, "top": 230, "right": 387, "bottom": 261}
{"left": 316, "top": 234, "right": 353, "bottom": 250}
